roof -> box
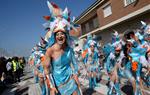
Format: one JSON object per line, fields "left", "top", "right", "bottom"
{"left": 74, "top": 0, "right": 104, "bottom": 24}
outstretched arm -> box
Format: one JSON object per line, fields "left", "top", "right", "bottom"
{"left": 43, "top": 48, "right": 58, "bottom": 94}
{"left": 43, "top": 48, "right": 52, "bottom": 88}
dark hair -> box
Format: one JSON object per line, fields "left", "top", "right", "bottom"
{"left": 128, "top": 31, "right": 135, "bottom": 39}
{"left": 54, "top": 31, "right": 68, "bottom": 46}
{"left": 124, "top": 30, "right": 135, "bottom": 39}
{"left": 54, "top": 31, "right": 67, "bottom": 39}
{"left": 145, "top": 51, "right": 150, "bottom": 60}
{"left": 75, "top": 43, "right": 79, "bottom": 47}
{"left": 13, "top": 57, "right": 18, "bottom": 61}
{"left": 7, "top": 58, "right": 12, "bottom": 62}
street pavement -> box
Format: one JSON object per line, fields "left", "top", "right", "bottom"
{"left": 2, "top": 64, "right": 150, "bottom": 95}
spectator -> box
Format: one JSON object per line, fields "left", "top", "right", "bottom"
{"left": 6, "top": 58, "right": 13, "bottom": 83}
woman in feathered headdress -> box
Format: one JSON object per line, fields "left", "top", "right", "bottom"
{"left": 29, "top": 42, "right": 47, "bottom": 95}
{"left": 42, "top": 1, "right": 81, "bottom": 95}
{"left": 82, "top": 34, "right": 99, "bottom": 89}
{"left": 105, "top": 31, "right": 125, "bottom": 95}
{"left": 36, "top": 37, "right": 49, "bottom": 95}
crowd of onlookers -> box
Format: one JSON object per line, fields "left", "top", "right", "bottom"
{"left": 0, "top": 56, "right": 26, "bottom": 94}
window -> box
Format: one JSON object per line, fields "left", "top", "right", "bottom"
{"left": 85, "top": 23, "right": 90, "bottom": 32}
{"left": 93, "top": 17, "right": 99, "bottom": 28}
{"left": 81, "top": 24, "right": 86, "bottom": 34}
{"left": 124, "top": 0, "right": 136, "bottom": 6}
{"left": 103, "top": 4, "right": 112, "bottom": 18}
{"left": 89, "top": 20, "right": 94, "bottom": 31}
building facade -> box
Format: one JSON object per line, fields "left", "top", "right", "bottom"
{"left": 75, "top": 0, "right": 150, "bottom": 44}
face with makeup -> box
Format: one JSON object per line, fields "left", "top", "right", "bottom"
{"left": 115, "top": 44, "right": 122, "bottom": 57}
{"left": 55, "top": 31, "right": 66, "bottom": 45}
{"left": 115, "top": 49, "right": 121, "bottom": 57}
{"left": 90, "top": 45, "right": 95, "bottom": 52}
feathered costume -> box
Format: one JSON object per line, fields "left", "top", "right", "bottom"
{"left": 43, "top": 1, "right": 81, "bottom": 95}
{"left": 29, "top": 1, "right": 81, "bottom": 95}
{"left": 105, "top": 31, "right": 124, "bottom": 95}
{"left": 29, "top": 37, "right": 48, "bottom": 95}
{"left": 104, "top": 21, "right": 150, "bottom": 95}
{"left": 82, "top": 35, "right": 99, "bottom": 88}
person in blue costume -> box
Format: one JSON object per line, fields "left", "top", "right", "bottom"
{"left": 28, "top": 47, "right": 47, "bottom": 95}
{"left": 106, "top": 31, "right": 124, "bottom": 95}
{"left": 28, "top": 36, "right": 48, "bottom": 95}
{"left": 35, "top": 37, "right": 48, "bottom": 95}
{"left": 84, "top": 39, "right": 99, "bottom": 89}
{"left": 131, "top": 41, "right": 148, "bottom": 94}
{"left": 106, "top": 45, "right": 124, "bottom": 95}
{"left": 122, "top": 40, "right": 137, "bottom": 94}
{"left": 125, "top": 29, "right": 149, "bottom": 95}
{"left": 44, "top": 30, "right": 81, "bottom": 95}
{"left": 31, "top": 46, "right": 40, "bottom": 83}
{"left": 122, "top": 29, "right": 148, "bottom": 95}
{"left": 34, "top": 50, "right": 46, "bottom": 95}
{"left": 145, "top": 50, "right": 150, "bottom": 87}
{"left": 74, "top": 42, "right": 83, "bottom": 75}
{"left": 42, "top": 1, "right": 81, "bottom": 95}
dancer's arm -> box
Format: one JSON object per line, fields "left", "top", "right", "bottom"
{"left": 43, "top": 48, "right": 58, "bottom": 94}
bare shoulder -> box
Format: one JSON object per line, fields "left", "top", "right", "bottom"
{"left": 46, "top": 47, "right": 53, "bottom": 57}
{"left": 46, "top": 44, "right": 58, "bottom": 56}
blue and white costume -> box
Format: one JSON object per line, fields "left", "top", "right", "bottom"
{"left": 105, "top": 31, "right": 124, "bottom": 95}
{"left": 40, "top": 1, "right": 82, "bottom": 95}
{"left": 51, "top": 47, "right": 79, "bottom": 95}
{"left": 83, "top": 38, "right": 99, "bottom": 88}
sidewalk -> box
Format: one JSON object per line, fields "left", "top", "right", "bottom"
{"left": 79, "top": 69, "right": 150, "bottom": 95}
{"left": 2, "top": 64, "right": 150, "bottom": 95}
{"left": 2, "top": 64, "right": 41, "bottom": 95}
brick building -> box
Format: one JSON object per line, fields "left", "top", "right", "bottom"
{"left": 75, "top": 0, "right": 150, "bottom": 44}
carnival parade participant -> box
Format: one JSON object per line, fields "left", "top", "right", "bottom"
{"left": 105, "top": 31, "right": 125, "bottom": 95}
{"left": 28, "top": 31, "right": 50, "bottom": 94}
{"left": 27, "top": 1, "right": 150, "bottom": 93}
{"left": 127, "top": 26, "right": 150, "bottom": 95}
{"left": 109, "top": 22, "right": 149, "bottom": 95}
{"left": 74, "top": 42, "right": 84, "bottom": 75}
{"left": 83, "top": 35, "right": 99, "bottom": 89}
{"left": 40, "top": 1, "right": 81, "bottom": 95}
{"left": 29, "top": 44, "right": 47, "bottom": 95}
{"left": 35, "top": 37, "right": 48, "bottom": 95}
{"left": 31, "top": 46, "right": 40, "bottom": 83}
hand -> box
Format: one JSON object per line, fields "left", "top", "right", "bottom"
{"left": 73, "top": 74, "right": 78, "bottom": 81}
{"left": 73, "top": 74, "right": 80, "bottom": 87}
{"left": 38, "top": 73, "right": 44, "bottom": 78}
{"left": 34, "top": 70, "right": 38, "bottom": 76}
{"left": 50, "top": 87, "right": 58, "bottom": 95}
{"left": 51, "top": 87, "right": 58, "bottom": 93}
{"left": 36, "top": 64, "right": 40, "bottom": 67}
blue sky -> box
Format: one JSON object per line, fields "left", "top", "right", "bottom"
{"left": 0, "top": 0, "right": 96, "bottom": 57}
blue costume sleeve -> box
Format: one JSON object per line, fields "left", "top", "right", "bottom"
{"left": 130, "top": 47, "right": 147, "bottom": 62}
{"left": 71, "top": 49, "right": 79, "bottom": 75}
{"left": 131, "top": 47, "right": 147, "bottom": 55}
{"left": 94, "top": 52, "right": 99, "bottom": 65}
{"left": 83, "top": 54, "right": 88, "bottom": 64}
{"left": 106, "top": 56, "right": 111, "bottom": 72}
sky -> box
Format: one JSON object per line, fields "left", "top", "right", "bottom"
{"left": 0, "top": 0, "right": 96, "bottom": 57}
